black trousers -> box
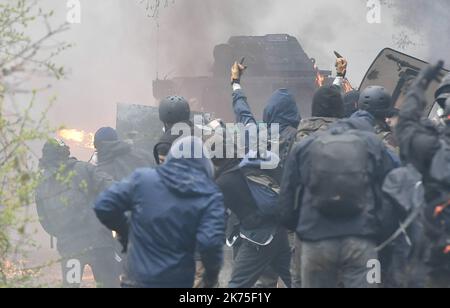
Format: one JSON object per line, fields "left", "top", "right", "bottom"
{"left": 228, "top": 228, "right": 292, "bottom": 288}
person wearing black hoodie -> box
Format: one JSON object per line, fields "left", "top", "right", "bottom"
{"left": 231, "top": 61, "right": 301, "bottom": 180}
{"left": 212, "top": 133, "right": 292, "bottom": 289}
{"left": 218, "top": 62, "right": 295, "bottom": 288}
{"left": 94, "top": 127, "right": 153, "bottom": 181}
{"left": 35, "top": 139, "right": 120, "bottom": 288}
{"left": 94, "top": 137, "right": 225, "bottom": 288}
{"left": 296, "top": 85, "right": 345, "bottom": 142}
{"left": 280, "top": 111, "right": 396, "bottom": 288}
{"left": 396, "top": 64, "right": 450, "bottom": 288}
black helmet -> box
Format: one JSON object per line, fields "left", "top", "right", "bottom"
{"left": 359, "top": 86, "right": 397, "bottom": 118}
{"left": 159, "top": 96, "right": 190, "bottom": 125}
{"left": 435, "top": 73, "right": 450, "bottom": 109}
{"left": 41, "top": 138, "right": 70, "bottom": 162}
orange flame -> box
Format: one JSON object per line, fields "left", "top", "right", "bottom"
{"left": 314, "top": 63, "right": 325, "bottom": 88}
{"left": 445, "top": 245, "right": 450, "bottom": 255}
{"left": 58, "top": 129, "right": 95, "bottom": 149}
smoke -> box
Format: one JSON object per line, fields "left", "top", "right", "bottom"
{"left": 23, "top": 0, "right": 449, "bottom": 285}
{"left": 34, "top": 0, "right": 448, "bottom": 160}
{"left": 388, "top": 0, "right": 450, "bottom": 63}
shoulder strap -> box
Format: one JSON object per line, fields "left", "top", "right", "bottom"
{"left": 242, "top": 168, "right": 281, "bottom": 194}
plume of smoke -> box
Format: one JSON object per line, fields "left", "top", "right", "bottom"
{"left": 36, "top": 0, "right": 447, "bottom": 159}
{"left": 389, "top": 0, "right": 450, "bottom": 63}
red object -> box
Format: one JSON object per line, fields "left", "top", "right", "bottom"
{"left": 444, "top": 246, "right": 450, "bottom": 255}
{"left": 435, "top": 205, "right": 445, "bottom": 217}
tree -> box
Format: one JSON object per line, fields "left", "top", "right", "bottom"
{"left": 0, "top": 0, "right": 70, "bottom": 287}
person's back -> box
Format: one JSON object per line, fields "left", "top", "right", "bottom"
{"left": 262, "top": 89, "right": 301, "bottom": 172}
{"left": 214, "top": 153, "right": 292, "bottom": 289}
{"left": 231, "top": 63, "right": 300, "bottom": 175}
{"left": 36, "top": 139, "right": 119, "bottom": 288}
{"left": 296, "top": 85, "right": 345, "bottom": 143}
{"left": 296, "top": 117, "right": 337, "bottom": 141}
{"left": 97, "top": 140, "right": 152, "bottom": 181}
{"left": 397, "top": 65, "right": 450, "bottom": 287}
{"left": 296, "top": 128, "right": 390, "bottom": 240}
{"left": 36, "top": 143, "right": 114, "bottom": 255}
{"left": 95, "top": 137, "right": 225, "bottom": 288}
{"left": 94, "top": 127, "right": 153, "bottom": 181}
{"left": 280, "top": 115, "right": 395, "bottom": 288}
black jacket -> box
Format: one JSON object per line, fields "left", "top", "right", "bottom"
{"left": 36, "top": 158, "right": 115, "bottom": 256}
{"left": 280, "top": 111, "right": 396, "bottom": 242}
{"left": 396, "top": 85, "right": 446, "bottom": 203}
{"left": 97, "top": 140, "right": 153, "bottom": 181}
{"left": 95, "top": 138, "right": 225, "bottom": 288}
{"left": 232, "top": 89, "right": 300, "bottom": 180}
{"left": 216, "top": 160, "right": 256, "bottom": 221}
{"left": 215, "top": 156, "right": 282, "bottom": 246}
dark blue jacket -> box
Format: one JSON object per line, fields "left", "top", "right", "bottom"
{"left": 263, "top": 89, "right": 301, "bottom": 133}
{"left": 280, "top": 111, "right": 396, "bottom": 242}
{"left": 232, "top": 88, "right": 300, "bottom": 132}
{"left": 94, "top": 139, "right": 225, "bottom": 288}
{"left": 232, "top": 88, "right": 300, "bottom": 176}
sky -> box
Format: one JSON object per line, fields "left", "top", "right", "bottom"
{"left": 30, "top": 0, "right": 448, "bottom": 159}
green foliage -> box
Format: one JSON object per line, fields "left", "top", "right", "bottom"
{"left": 0, "top": 0, "right": 69, "bottom": 287}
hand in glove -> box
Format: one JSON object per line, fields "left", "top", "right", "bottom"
{"left": 413, "top": 60, "right": 445, "bottom": 91}
{"left": 335, "top": 57, "right": 348, "bottom": 77}
{"left": 202, "top": 269, "right": 220, "bottom": 288}
{"left": 231, "top": 61, "right": 247, "bottom": 84}
{"left": 116, "top": 232, "right": 128, "bottom": 254}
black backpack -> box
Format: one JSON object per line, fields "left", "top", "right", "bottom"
{"left": 224, "top": 165, "right": 280, "bottom": 246}
{"left": 306, "top": 129, "right": 372, "bottom": 218}
{"left": 35, "top": 161, "right": 94, "bottom": 238}
{"left": 277, "top": 126, "right": 298, "bottom": 170}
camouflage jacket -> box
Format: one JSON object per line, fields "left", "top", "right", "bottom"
{"left": 296, "top": 117, "right": 338, "bottom": 142}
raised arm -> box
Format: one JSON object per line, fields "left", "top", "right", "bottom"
{"left": 396, "top": 62, "right": 444, "bottom": 173}
{"left": 230, "top": 61, "right": 257, "bottom": 126}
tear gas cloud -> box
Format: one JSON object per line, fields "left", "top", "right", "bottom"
{"left": 35, "top": 0, "right": 448, "bottom": 158}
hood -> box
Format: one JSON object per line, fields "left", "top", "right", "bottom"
{"left": 312, "top": 85, "right": 344, "bottom": 118}
{"left": 156, "top": 137, "right": 218, "bottom": 196}
{"left": 97, "top": 140, "right": 132, "bottom": 164}
{"left": 332, "top": 110, "right": 375, "bottom": 133}
{"left": 263, "top": 89, "right": 301, "bottom": 133}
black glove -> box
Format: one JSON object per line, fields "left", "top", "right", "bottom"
{"left": 413, "top": 61, "right": 446, "bottom": 91}
{"left": 202, "top": 268, "right": 220, "bottom": 288}
{"left": 116, "top": 232, "right": 128, "bottom": 254}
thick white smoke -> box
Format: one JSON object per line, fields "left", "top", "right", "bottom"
{"left": 388, "top": 0, "right": 450, "bottom": 63}
{"left": 35, "top": 0, "right": 446, "bottom": 160}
